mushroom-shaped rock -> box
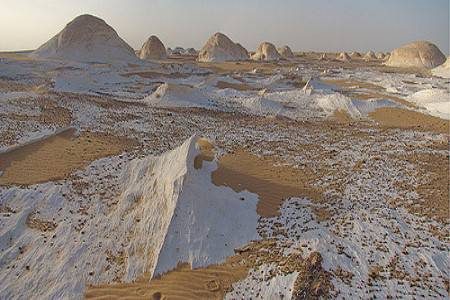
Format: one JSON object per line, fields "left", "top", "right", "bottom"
{"left": 386, "top": 41, "right": 446, "bottom": 68}
{"left": 278, "top": 45, "right": 295, "bottom": 59}
{"left": 252, "top": 42, "right": 282, "bottom": 61}
{"left": 31, "top": 14, "right": 137, "bottom": 63}
{"left": 198, "top": 33, "right": 248, "bottom": 62}
{"left": 139, "top": 35, "right": 167, "bottom": 60}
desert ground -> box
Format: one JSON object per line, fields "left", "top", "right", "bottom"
{"left": 0, "top": 26, "right": 449, "bottom": 299}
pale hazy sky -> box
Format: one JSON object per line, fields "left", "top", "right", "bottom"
{"left": 1, "top": 0, "right": 449, "bottom": 53}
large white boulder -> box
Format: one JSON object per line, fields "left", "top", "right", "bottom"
{"left": 139, "top": 35, "right": 167, "bottom": 60}
{"left": 278, "top": 45, "right": 295, "bottom": 59}
{"left": 197, "top": 32, "right": 248, "bottom": 62}
{"left": 385, "top": 41, "right": 446, "bottom": 68}
{"left": 408, "top": 88, "right": 450, "bottom": 119}
{"left": 31, "top": 14, "right": 137, "bottom": 63}
{"left": 252, "top": 42, "right": 282, "bottom": 61}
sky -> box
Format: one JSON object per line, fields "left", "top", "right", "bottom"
{"left": 0, "top": 0, "right": 449, "bottom": 54}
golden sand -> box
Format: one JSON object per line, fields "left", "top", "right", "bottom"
{"left": 86, "top": 239, "right": 331, "bottom": 300}
{"left": 193, "top": 138, "right": 322, "bottom": 218}
{"left": 332, "top": 110, "right": 354, "bottom": 124}
{"left": 215, "top": 80, "right": 258, "bottom": 91}
{"left": 0, "top": 51, "right": 34, "bottom": 61}
{"left": 123, "top": 71, "right": 188, "bottom": 79}
{"left": 369, "top": 107, "right": 449, "bottom": 134}
{"left": 85, "top": 260, "right": 248, "bottom": 300}
{"left": 197, "top": 61, "right": 284, "bottom": 75}
{"left": 0, "top": 129, "right": 137, "bottom": 185}
{"left": 324, "top": 78, "right": 385, "bottom": 91}
{"left": 193, "top": 138, "right": 215, "bottom": 169}
{"left": 391, "top": 150, "right": 450, "bottom": 225}
{"left": 211, "top": 149, "right": 322, "bottom": 217}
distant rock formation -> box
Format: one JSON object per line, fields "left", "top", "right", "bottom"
{"left": 31, "top": 14, "right": 137, "bottom": 63}
{"left": 184, "top": 48, "right": 198, "bottom": 55}
{"left": 350, "top": 51, "right": 362, "bottom": 58}
{"left": 278, "top": 45, "right": 295, "bottom": 59}
{"left": 319, "top": 53, "right": 328, "bottom": 61}
{"left": 338, "top": 52, "right": 351, "bottom": 62}
{"left": 198, "top": 33, "right": 248, "bottom": 62}
{"left": 376, "top": 52, "right": 386, "bottom": 60}
{"left": 252, "top": 42, "right": 282, "bottom": 61}
{"left": 386, "top": 41, "right": 446, "bottom": 68}
{"left": 139, "top": 35, "right": 167, "bottom": 60}
{"left": 171, "top": 47, "right": 185, "bottom": 55}
{"left": 363, "top": 51, "right": 377, "bottom": 61}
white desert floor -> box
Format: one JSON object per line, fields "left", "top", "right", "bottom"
{"left": 0, "top": 54, "right": 448, "bottom": 299}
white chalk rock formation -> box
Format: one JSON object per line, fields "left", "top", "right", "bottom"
{"left": 0, "top": 135, "right": 260, "bottom": 298}
{"left": 386, "top": 41, "right": 446, "bottom": 68}
{"left": 145, "top": 83, "right": 214, "bottom": 108}
{"left": 376, "top": 52, "right": 386, "bottom": 60}
{"left": 278, "top": 45, "right": 295, "bottom": 59}
{"left": 172, "top": 47, "right": 185, "bottom": 55}
{"left": 184, "top": 48, "right": 198, "bottom": 55}
{"left": 319, "top": 53, "right": 328, "bottom": 60}
{"left": 242, "top": 96, "right": 286, "bottom": 116}
{"left": 408, "top": 88, "right": 450, "bottom": 119}
{"left": 302, "top": 78, "right": 337, "bottom": 95}
{"left": 139, "top": 35, "right": 167, "bottom": 60}
{"left": 198, "top": 33, "right": 248, "bottom": 62}
{"left": 363, "top": 51, "right": 377, "bottom": 61}
{"left": 252, "top": 42, "right": 282, "bottom": 61}
{"left": 338, "top": 52, "right": 351, "bottom": 61}
{"left": 31, "top": 14, "right": 137, "bottom": 63}
{"left": 146, "top": 136, "right": 260, "bottom": 276}
{"left": 350, "top": 51, "right": 362, "bottom": 58}
{"left": 432, "top": 57, "right": 450, "bottom": 79}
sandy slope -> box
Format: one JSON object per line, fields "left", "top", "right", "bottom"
{"left": 0, "top": 128, "right": 136, "bottom": 185}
